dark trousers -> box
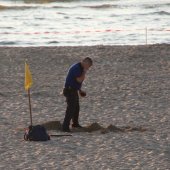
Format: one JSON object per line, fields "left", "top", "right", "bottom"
{"left": 62, "top": 88, "right": 80, "bottom": 130}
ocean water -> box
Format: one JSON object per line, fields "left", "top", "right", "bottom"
{"left": 0, "top": 0, "right": 169, "bottom": 46}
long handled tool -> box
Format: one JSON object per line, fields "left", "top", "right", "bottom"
{"left": 50, "top": 134, "right": 72, "bottom": 137}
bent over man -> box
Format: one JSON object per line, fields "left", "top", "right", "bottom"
{"left": 62, "top": 57, "right": 93, "bottom": 132}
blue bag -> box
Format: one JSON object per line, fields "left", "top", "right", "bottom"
{"left": 24, "top": 125, "right": 50, "bottom": 141}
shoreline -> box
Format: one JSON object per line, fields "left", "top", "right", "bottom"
{"left": 0, "top": 43, "right": 169, "bottom": 47}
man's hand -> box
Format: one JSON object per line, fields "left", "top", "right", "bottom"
{"left": 79, "top": 90, "right": 86, "bottom": 97}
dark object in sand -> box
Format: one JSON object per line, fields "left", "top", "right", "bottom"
{"left": 24, "top": 125, "right": 50, "bottom": 141}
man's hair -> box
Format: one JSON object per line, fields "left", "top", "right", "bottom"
{"left": 82, "top": 57, "right": 93, "bottom": 65}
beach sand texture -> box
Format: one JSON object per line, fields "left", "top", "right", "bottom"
{"left": 0, "top": 45, "right": 170, "bottom": 169}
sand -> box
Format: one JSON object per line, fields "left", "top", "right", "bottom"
{"left": 0, "top": 44, "right": 170, "bottom": 169}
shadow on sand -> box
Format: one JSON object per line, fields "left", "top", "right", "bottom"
{"left": 41, "top": 121, "right": 147, "bottom": 134}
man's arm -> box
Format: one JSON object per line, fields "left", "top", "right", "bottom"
{"left": 76, "top": 71, "right": 86, "bottom": 83}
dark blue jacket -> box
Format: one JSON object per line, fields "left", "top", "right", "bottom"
{"left": 64, "top": 62, "right": 83, "bottom": 90}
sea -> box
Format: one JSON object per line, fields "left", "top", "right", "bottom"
{"left": 0, "top": 0, "right": 170, "bottom": 46}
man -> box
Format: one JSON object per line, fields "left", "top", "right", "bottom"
{"left": 62, "top": 57, "right": 93, "bottom": 132}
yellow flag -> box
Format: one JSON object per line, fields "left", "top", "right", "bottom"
{"left": 25, "top": 62, "right": 33, "bottom": 90}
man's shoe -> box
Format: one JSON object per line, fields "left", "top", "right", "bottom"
{"left": 62, "top": 128, "right": 71, "bottom": 132}
{"left": 72, "top": 124, "right": 83, "bottom": 128}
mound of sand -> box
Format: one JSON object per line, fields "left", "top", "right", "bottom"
{"left": 41, "top": 120, "right": 62, "bottom": 131}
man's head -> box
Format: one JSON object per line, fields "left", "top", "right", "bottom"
{"left": 81, "top": 57, "right": 93, "bottom": 71}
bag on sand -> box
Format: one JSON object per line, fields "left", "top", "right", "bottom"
{"left": 24, "top": 125, "right": 50, "bottom": 141}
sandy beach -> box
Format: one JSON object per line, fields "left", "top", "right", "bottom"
{"left": 0, "top": 44, "right": 170, "bottom": 169}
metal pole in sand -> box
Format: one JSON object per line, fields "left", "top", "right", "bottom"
{"left": 28, "top": 89, "right": 33, "bottom": 126}
{"left": 145, "top": 27, "right": 148, "bottom": 45}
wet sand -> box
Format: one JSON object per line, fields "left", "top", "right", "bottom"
{"left": 0, "top": 44, "right": 170, "bottom": 169}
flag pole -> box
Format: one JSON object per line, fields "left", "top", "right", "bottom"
{"left": 25, "top": 61, "right": 33, "bottom": 126}
{"left": 28, "top": 89, "right": 33, "bottom": 126}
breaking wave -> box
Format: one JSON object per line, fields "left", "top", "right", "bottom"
{"left": 153, "top": 11, "right": 170, "bottom": 15}
{"left": 82, "top": 4, "right": 118, "bottom": 9}
{"left": 0, "top": 5, "right": 38, "bottom": 10}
